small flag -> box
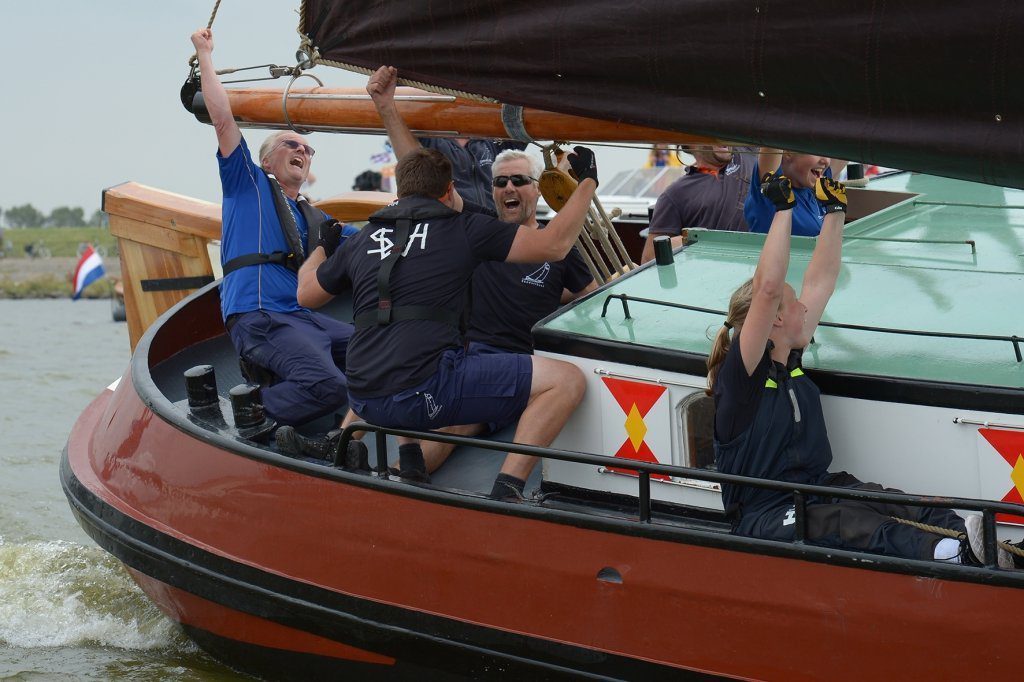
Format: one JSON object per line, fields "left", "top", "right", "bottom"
{"left": 72, "top": 244, "right": 105, "bottom": 300}
{"left": 370, "top": 141, "right": 393, "bottom": 165}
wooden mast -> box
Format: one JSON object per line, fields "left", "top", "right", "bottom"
{"left": 216, "top": 87, "right": 721, "bottom": 145}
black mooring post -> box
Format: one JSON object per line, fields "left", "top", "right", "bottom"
{"left": 375, "top": 430, "right": 389, "bottom": 475}
{"left": 793, "top": 491, "right": 807, "bottom": 543}
{"left": 983, "top": 510, "right": 999, "bottom": 568}
{"left": 639, "top": 472, "right": 651, "bottom": 523}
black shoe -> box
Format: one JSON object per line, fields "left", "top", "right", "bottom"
{"left": 239, "top": 357, "right": 276, "bottom": 388}
{"left": 275, "top": 426, "right": 340, "bottom": 461}
{"left": 277, "top": 427, "right": 371, "bottom": 470}
{"left": 962, "top": 515, "right": 1014, "bottom": 568}
{"left": 342, "top": 439, "right": 370, "bottom": 471}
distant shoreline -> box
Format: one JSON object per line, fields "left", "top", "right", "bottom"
{"left": 0, "top": 256, "right": 121, "bottom": 299}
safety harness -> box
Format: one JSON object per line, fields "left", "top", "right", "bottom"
{"left": 352, "top": 197, "right": 465, "bottom": 331}
{"left": 222, "top": 172, "right": 322, "bottom": 276}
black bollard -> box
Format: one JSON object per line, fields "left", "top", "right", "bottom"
{"left": 229, "top": 383, "right": 265, "bottom": 429}
{"left": 184, "top": 365, "right": 218, "bottom": 409}
{"left": 653, "top": 235, "right": 674, "bottom": 266}
{"left": 228, "top": 383, "right": 276, "bottom": 442}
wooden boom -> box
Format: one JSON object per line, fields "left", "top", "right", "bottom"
{"left": 205, "top": 87, "right": 721, "bottom": 145}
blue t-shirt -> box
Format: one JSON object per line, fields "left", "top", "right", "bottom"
{"left": 744, "top": 161, "right": 831, "bottom": 237}
{"left": 217, "top": 137, "right": 352, "bottom": 319}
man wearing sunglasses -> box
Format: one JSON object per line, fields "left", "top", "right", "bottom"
{"left": 296, "top": 66, "right": 598, "bottom": 498}
{"left": 191, "top": 29, "right": 363, "bottom": 461}
{"left": 411, "top": 149, "right": 597, "bottom": 475}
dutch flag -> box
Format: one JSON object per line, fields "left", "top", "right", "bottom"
{"left": 72, "top": 244, "right": 105, "bottom": 300}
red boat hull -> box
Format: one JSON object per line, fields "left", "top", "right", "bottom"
{"left": 64, "top": 365, "right": 1024, "bottom": 680}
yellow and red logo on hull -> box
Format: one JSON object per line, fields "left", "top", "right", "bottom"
{"left": 980, "top": 428, "right": 1024, "bottom": 525}
{"left": 600, "top": 377, "right": 671, "bottom": 480}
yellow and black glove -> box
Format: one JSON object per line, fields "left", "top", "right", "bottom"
{"left": 761, "top": 173, "right": 795, "bottom": 211}
{"left": 815, "top": 177, "right": 847, "bottom": 214}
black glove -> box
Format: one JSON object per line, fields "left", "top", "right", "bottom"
{"left": 761, "top": 173, "right": 795, "bottom": 211}
{"left": 815, "top": 177, "right": 848, "bottom": 214}
{"left": 318, "top": 218, "right": 343, "bottom": 257}
{"left": 567, "top": 145, "right": 598, "bottom": 187}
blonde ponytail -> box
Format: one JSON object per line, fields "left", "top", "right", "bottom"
{"left": 706, "top": 278, "right": 755, "bottom": 395}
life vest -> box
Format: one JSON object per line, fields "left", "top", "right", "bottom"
{"left": 352, "top": 196, "right": 465, "bottom": 331}
{"left": 221, "top": 172, "right": 323, "bottom": 277}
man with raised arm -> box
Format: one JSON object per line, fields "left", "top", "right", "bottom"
{"left": 190, "top": 28, "right": 362, "bottom": 461}
{"left": 296, "top": 66, "right": 598, "bottom": 499}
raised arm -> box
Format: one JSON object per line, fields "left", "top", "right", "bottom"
{"left": 191, "top": 28, "right": 241, "bottom": 157}
{"left": 505, "top": 147, "right": 598, "bottom": 263}
{"left": 758, "top": 147, "right": 783, "bottom": 176}
{"left": 367, "top": 66, "right": 420, "bottom": 161}
{"left": 738, "top": 175, "right": 795, "bottom": 375}
{"left": 797, "top": 178, "right": 847, "bottom": 344}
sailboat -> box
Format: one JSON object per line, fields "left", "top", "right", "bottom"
{"left": 63, "top": 3, "right": 1024, "bottom": 679}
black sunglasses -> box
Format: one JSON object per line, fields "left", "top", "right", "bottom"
{"left": 277, "top": 139, "right": 316, "bottom": 157}
{"left": 492, "top": 174, "right": 537, "bottom": 188}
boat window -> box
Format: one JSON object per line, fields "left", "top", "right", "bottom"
{"left": 677, "top": 391, "right": 716, "bottom": 470}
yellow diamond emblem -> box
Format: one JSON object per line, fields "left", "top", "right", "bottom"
{"left": 1011, "top": 454, "right": 1024, "bottom": 498}
{"left": 624, "top": 404, "right": 647, "bottom": 452}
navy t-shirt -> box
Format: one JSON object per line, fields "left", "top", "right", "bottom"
{"left": 419, "top": 138, "right": 527, "bottom": 211}
{"left": 744, "top": 161, "right": 831, "bottom": 237}
{"left": 468, "top": 243, "right": 593, "bottom": 353}
{"left": 316, "top": 196, "right": 519, "bottom": 397}
{"left": 713, "top": 334, "right": 773, "bottom": 444}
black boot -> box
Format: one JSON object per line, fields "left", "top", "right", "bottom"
{"left": 238, "top": 356, "right": 276, "bottom": 388}
{"left": 276, "top": 427, "right": 369, "bottom": 470}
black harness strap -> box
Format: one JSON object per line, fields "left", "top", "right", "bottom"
{"left": 351, "top": 215, "right": 462, "bottom": 331}
{"left": 222, "top": 173, "right": 317, "bottom": 278}
{"left": 222, "top": 251, "right": 293, "bottom": 276}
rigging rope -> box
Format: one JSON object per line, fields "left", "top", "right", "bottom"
{"left": 888, "top": 515, "right": 1024, "bottom": 559}
{"left": 188, "top": 0, "right": 224, "bottom": 67}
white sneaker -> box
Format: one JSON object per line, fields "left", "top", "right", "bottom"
{"left": 964, "top": 515, "right": 1013, "bottom": 568}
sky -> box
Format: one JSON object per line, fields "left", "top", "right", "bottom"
{"left": 0, "top": 1, "right": 649, "bottom": 217}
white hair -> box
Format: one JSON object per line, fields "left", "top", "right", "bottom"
{"left": 258, "top": 131, "right": 293, "bottom": 166}
{"left": 493, "top": 149, "right": 543, "bottom": 180}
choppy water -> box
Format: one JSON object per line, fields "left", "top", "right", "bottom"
{"left": 0, "top": 300, "right": 249, "bottom": 680}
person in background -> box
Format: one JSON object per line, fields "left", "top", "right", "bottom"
{"left": 744, "top": 148, "right": 847, "bottom": 236}
{"left": 352, "top": 169, "right": 384, "bottom": 191}
{"left": 190, "top": 28, "right": 363, "bottom": 464}
{"left": 645, "top": 143, "right": 684, "bottom": 168}
{"left": 708, "top": 172, "right": 1022, "bottom": 568}
{"left": 640, "top": 145, "right": 754, "bottom": 264}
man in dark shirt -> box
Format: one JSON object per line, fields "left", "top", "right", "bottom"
{"left": 419, "top": 148, "right": 597, "bottom": 472}
{"left": 296, "top": 65, "right": 599, "bottom": 498}
{"left": 640, "top": 146, "right": 754, "bottom": 264}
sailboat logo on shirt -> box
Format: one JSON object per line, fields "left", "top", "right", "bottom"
{"left": 521, "top": 263, "right": 550, "bottom": 287}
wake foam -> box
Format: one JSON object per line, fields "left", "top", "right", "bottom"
{"left": 0, "top": 538, "right": 188, "bottom": 650}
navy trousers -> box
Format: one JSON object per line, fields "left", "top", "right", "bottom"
{"left": 748, "top": 472, "right": 967, "bottom": 561}
{"left": 228, "top": 309, "right": 354, "bottom": 426}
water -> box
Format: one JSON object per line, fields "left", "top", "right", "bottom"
{"left": 0, "top": 300, "right": 249, "bottom": 680}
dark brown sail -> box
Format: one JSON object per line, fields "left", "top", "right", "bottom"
{"left": 301, "top": 1, "right": 1024, "bottom": 188}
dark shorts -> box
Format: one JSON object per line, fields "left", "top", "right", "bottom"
{"left": 349, "top": 346, "right": 533, "bottom": 431}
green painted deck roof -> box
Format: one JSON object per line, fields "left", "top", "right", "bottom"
{"left": 540, "top": 173, "right": 1024, "bottom": 390}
